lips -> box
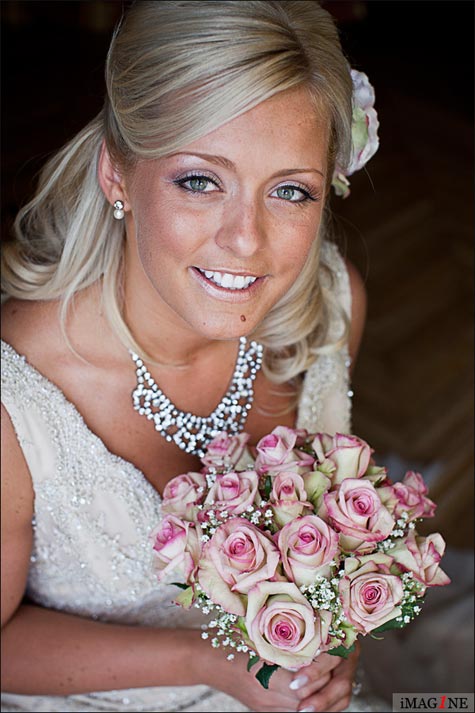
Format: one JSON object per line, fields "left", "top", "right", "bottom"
{"left": 190, "top": 266, "right": 266, "bottom": 300}
{"left": 196, "top": 268, "right": 258, "bottom": 291}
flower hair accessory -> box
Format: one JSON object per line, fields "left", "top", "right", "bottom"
{"left": 332, "top": 69, "right": 380, "bottom": 198}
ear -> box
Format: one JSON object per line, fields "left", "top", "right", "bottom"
{"left": 97, "top": 141, "right": 131, "bottom": 211}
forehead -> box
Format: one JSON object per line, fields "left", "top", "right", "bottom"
{"left": 179, "top": 86, "right": 329, "bottom": 169}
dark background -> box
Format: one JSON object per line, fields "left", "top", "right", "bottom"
{"left": 1, "top": 1, "right": 474, "bottom": 698}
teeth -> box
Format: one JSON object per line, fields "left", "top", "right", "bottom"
{"left": 199, "top": 269, "right": 258, "bottom": 290}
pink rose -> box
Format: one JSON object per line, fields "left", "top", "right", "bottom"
{"left": 269, "top": 472, "right": 311, "bottom": 527}
{"left": 324, "top": 434, "right": 373, "bottom": 485}
{"left": 310, "top": 433, "right": 335, "bottom": 462}
{"left": 151, "top": 515, "right": 201, "bottom": 583}
{"left": 277, "top": 515, "right": 339, "bottom": 585}
{"left": 201, "top": 433, "right": 251, "bottom": 469}
{"left": 198, "top": 519, "right": 280, "bottom": 616}
{"left": 245, "top": 581, "right": 332, "bottom": 668}
{"left": 203, "top": 470, "right": 259, "bottom": 517}
{"left": 162, "top": 471, "right": 206, "bottom": 521}
{"left": 391, "top": 531, "right": 451, "bottom": 594}
{"left": 391, "top": 471, "right": 436, "bottom": 521}
{"left": 255, "top": 426, "right": 315, "bottom": 475}
{"left": 338, "top": 553, "right": 404, "bottom": 634}
{"left": 322, "top": 478, "right": 395, "bottom": 553}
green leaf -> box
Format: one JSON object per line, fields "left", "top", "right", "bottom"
{"left": 372, "top": 617, "right": 406, "bottom": 634}
{"left": 264, "top": 476, "right": 273, "bottom": 499}
{"left": 247, "top": 655, "right": 260, "bottom": 672}
{"left": 174, "top": 586, "right": 194, "bottom": 609}
{"left": 326, "top": 642, "right": 356, "bottom": 659}
{"left": 236, "top": 617, "right": 248, "bottom": 636}
{"left": 256, "top": 663, "right": 279, "bottom": 689}
{"left": 171, "top": 582, "right": 189, "bottom": 590}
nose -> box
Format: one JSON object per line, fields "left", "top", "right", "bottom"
{"left": 215, "top": 197, "right": 266, "bottom": 258}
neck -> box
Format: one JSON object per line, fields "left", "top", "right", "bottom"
{"left": 122, "top": 250, "right": 237, "bottom": 368}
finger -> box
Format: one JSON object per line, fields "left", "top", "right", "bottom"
{"left": 290, "top": 653, "right": 341, "bottom": 691}
{"left": 312, "top": 652, "right": 343, "bottom": 675}
{"left": 325, "top": 694, "right": 353, "bottom": 712}
{"left": 297, "top": 657, "right": 355, "bottom": 712}
{"left": 290, "top": 672, "right": 332, "bottom": 700}
{"left": 298, "top": 677, "right": 352, "bottom": 713}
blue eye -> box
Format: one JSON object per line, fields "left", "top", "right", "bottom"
{"left": 272, "top": 184, "right": 316, "bottom": 203}
{"left": 174, "top": 174, "right": 220, "bottom": 193}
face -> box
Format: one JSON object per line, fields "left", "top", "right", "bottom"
{"left": 122, "top": 86, "right": 329, "bottom": 342}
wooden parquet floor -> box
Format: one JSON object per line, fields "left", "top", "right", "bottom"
{"left": 2, "top": 1, "right": 474, "bottom": 547}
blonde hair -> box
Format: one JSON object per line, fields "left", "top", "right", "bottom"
{"left": 2, "top": 0, "right": 352, "bottom": 386}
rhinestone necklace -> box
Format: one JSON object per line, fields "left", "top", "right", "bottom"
{"left": 130, "top": 336, "right": 264, "bottom": 457}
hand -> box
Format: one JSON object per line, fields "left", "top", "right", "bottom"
{"left": 201, "top": 645, "right": 301, "bottom": 712}
{"left": 289, "top": 642, "right": 360, "bottom": 712}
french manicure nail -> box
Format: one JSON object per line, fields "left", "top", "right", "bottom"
{"left": 289, "top": 674, "right": 309, "bottom": 690}
{"left": 299, "top": 707, "right": 315, "bottom": 712}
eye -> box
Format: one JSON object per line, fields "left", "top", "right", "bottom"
{"left": 174, "top": 173, "right": 220, "bottom": 194}
{"left": 271, "top": 184, "right": 317, "bottom": 204}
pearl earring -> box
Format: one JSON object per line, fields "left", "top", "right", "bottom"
{"left": 113, "top": 200, "right": 124, "bottom": 220}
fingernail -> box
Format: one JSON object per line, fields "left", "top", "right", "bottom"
{"left": 298, "top": 707, "right": 315, "bottom": 713}
{"left": 289, "top": 674, "right": 309, "bottom": 690}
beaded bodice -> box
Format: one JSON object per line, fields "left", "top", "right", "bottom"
{"left": 1, "top": 241, "right": 357, "bottom": 713}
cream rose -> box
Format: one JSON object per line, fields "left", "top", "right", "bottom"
{"left": 390, "top": 531, "right": 451, "bottom": 594}
{"left": 245, "top": 581, "right": 332, "bottom": 668}
{"left": 269, "top": 472, "right": 311, "bottom": 527}
{"left": 338, "top": 553, "right": 404, "bottom": 634}
{"left": 392, "top": 471, "right": 437, "bottom": 520}
{"left": 323, "top": 433, "right": 373, "bottom": 485}
{"left": 151, "top": 515, "right": 200, "bottom": 583}
{"left": 277, "top": 515, "right": 339, "bottom": 586}
{"left": 322, "top": 478, "right": 395, "bottom": 553}
{"left": 201, "top": 433, "right": 251, "bottom": 470}
{"left": 161, "top": 471, "right": 206, "bottom": 520}
{"left": 255, "top": 426, "right": 315, "bottom": 475}
{"left": 198, "top": 519, "right": 280, "bottom": 616}
{"left": 203, "top": 470, "right": 259, "bottom": 516}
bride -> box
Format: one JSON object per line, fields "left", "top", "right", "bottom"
{"left": 1, "top": 2, "right": 381, "bottom": 711}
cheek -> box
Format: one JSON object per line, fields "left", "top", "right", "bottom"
{"left": 132, "top": 202, "right": 198, "bottom": 274}
{"left": 270, "top": 212, "right": 321, "bottom": 272}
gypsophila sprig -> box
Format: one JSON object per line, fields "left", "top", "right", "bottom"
{"left": 151, "top": 427, "right": 450, "bottom": 688}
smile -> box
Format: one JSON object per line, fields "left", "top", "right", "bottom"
{"left": 196, "top": 268, "right": 258, "bottom": 291}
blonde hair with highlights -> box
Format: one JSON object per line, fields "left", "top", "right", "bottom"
{"left": 2, "top": 0, "right": 352, "bottom": 385}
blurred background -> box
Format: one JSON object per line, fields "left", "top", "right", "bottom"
{"left": 2, "top": 0, "right": 474, "bottom": 703}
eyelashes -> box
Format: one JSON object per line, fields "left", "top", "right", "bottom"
{"left": 172, "top": 172, "right": 321, "bottom": 206}
{"left": 173, "top": 170, "right": 221, "bottom": 194}
{"left": 271, "top": 183, "right": 320, "bottom": 205}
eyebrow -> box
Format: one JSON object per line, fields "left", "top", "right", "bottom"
{"left": 170, "top": 151, "right": 325, "bottom": 179}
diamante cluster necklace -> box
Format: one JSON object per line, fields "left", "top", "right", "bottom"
{"left": 130, "top": 336, "right": 264, "bottom": 457}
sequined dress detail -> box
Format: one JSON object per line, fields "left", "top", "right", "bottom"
{"left": 1, "top": 242, "right": 387, "bottom": 712}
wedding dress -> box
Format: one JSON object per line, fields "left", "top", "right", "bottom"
{"left": 1, "top": 242, "right": 390, "bottom": 712}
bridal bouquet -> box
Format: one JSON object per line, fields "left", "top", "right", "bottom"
{"left": 151, "top": 427, "right": 450, "bottom": 687}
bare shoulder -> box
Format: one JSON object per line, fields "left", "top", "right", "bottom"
{"left": 344, "top": 258, "right": 367, "bottom": 367}
{"left": 1, "top": 403, "right": 34, "bottom": 627}
{"left": 1, "top": 297, "right": 62, "bottom": 362}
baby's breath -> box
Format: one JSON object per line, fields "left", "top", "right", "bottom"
{"left": 394, "top": 572, "right": 425, "bottom": 625}
{"left": 300, "top": 572, "right": 351, "bottom": 642}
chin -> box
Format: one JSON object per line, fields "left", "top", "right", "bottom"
{"left": 192, "top": 314, "right": 261, "bottom": 342}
